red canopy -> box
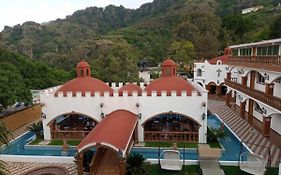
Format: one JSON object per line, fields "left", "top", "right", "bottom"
{"left": 77, "top": 110, "right": 138, "bottom": 153}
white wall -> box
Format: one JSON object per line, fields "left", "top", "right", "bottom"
{"left": 193, "top": 61, "right": 228, "bottom": 86}
{"left": 40, "top": 84, "right": 208, "bottom": 143}
{"left": 271, "top": 113, "right": 281, "bottom": 135}
{"left": 273, "top": 81, "right": 281, "bottom": 98}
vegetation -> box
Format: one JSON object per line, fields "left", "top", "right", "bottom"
{"left": 0, "top": 120, "right": 12, "bottom": 174}
{"left": 126, "top": 153, "right": 150, "bottom": 175}
{"left": 145, "top": 142, "right": 197, "bottom": 148}
{"left": 149, "top": 165, "right": 279, "bottom": 175}
{"left": 29, "top": 137, "right": 44, "bottom": 145}
{"left": 47, "top": 140, "right": 80, "bottom": 146}
{"left": 27, "top": 121, "right": 43, "bottom": 139}
{"left": 1, "top": 0, "right": 280, "bottom": 78}
{"left": 0, "top": 48, "right": 71, "bottom": 109}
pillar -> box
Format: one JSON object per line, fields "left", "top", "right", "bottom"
{"left": 119, "top": 158, "right": 126, "bottom": 175}
{"left": 248, "top": 99, "right": 254, "bottom": 125}
{"left": 262, "top": 116, "right": 271, "bottom": 137}
{"left": 76, "top": 153, "right": 83, "bottom": 175}
{"left": 134, "top": 126, "right": 139, "bottom": 144}
{"left": 241, "top": 76, "right": 247, "bottom": 87}
{"left": 226, "top": 90, "right": 231, "bottom": 107}
{"left": 240, "top": 101, "right": 246, "bottom": 119}
{"left": 226, "top": 72, "right": 231, "bottom": 80}
{"left": 265, "top": 83, "right": 274, "bottom": 96}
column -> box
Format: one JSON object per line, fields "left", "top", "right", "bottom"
{"left": 248, "top": 99, "right": 254, "bottom": 125}
{"left": 134, "top": 126, "right": 139, "bottom": 144}
{"left": 226, "top": 90, "right": 231, "bottom": 107}
{"left": 119, "top": 158, "right": 126, "bottom": 175}
{"left": 262, "top": 116, "right": 271, "bottom": 137}
{"left": 240, "top": 101, "right": 246, "bottom": 119}
{"left": 241, "top": 76, "right": 247, "bottom": 87}
{"left": 265, "top": 83, "right": 274, "bottom": 96}
{"left": 226, "top": 72, "right": 231, "bottom": 80}
{"left": 76, "top": 153, "right": 83, "bottom": 175}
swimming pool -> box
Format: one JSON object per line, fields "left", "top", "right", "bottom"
{"left": 0, "top": 114, "right": 248, "bottom": 161}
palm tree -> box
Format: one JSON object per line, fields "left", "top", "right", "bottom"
{"left": 0, "top": 120, "right": 12, "bottom": 174}
{"left": 126, "top": 153, "right": 150, "bottom": 175}
{"left": 27, "top": 121, "right": 43, "bottom": 139}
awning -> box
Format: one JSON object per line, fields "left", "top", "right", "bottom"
{"left": 77, "top": 109, "right": 138, "bottom": 155}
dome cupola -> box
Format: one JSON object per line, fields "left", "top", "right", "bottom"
{"left": 161, "top": 58, "right": 176, "bottom": 77}
{"left": 76, "top": 60, "right": 91, "bottom": 77}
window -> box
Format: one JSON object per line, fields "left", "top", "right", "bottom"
{"left": 268, "top": 46, "right": 273, "bottom": 55}
{"left": 273, "top": 45, "right": 279, "bottom": 55}
{"left": 254, "top": 102, "right": 263, "bottom": 114}
{"left": 233, "top": 49, "right": 238, "bottom": 56}
{"left": 197, "top": 69, "right": 202, "bottom": 77}
{"left": 257, "top": 47, "right": 262, "bottom": 55}
{"left": 257, "top": 73, "right": 265, "bottom": 84}
{"left": 240, "top": 48, "right": 251, "bottom": 56}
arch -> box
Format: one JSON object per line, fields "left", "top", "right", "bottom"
{"left": 271, "top": 75, "right": 281, "bottom": 83}
{"left": 141, "top": 112, "right": 201, "bottom": 126}
{"left": 47, "top": 112, "right": 99, "bottom": 140}
{"left": 47, "top": 112, "right": 98, "bottom": 126}
{"left": 207, "top": 81, "right": 217, "bottom": 94}
{"left": 141, "top": 112, "right": 201, "bottom": 142}
{"left": 217, "top": 60, "right": 222, "bottom": 65}
{"left": 197, "top": 82, "right": 204, "bottom": 87}
{"left": 218, "top": 82, "right": 227, "bottom": 95}
{"left": 197, "top": 68, "right": 202, "bottom": 77}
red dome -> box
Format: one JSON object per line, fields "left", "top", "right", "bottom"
{"left": 76, "top": 60, "right": 90, "bottom": 68}
{"left": 162, "top": 58, "right": 176, "bottom": 66}
{"left": 145, "top": 76, "right": 196, "bottom": 96}
{"left": 118, "top": 83, "right": 142, "bottom": 96}
{"left": 55, "top": 77, "right": 113, "bottom": 96}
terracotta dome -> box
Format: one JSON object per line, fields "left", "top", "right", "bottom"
{"left": 76, "top": 60, "right": 90, "bottom": 68}
{"left": 145, "top": 76, "right": 196, "bottom": 96}
{"left": 55, "top": 60, "right": 113, "bottom": 96}
{"left": 118, "top": 83, "right": 142, "bottom": 96}
{"left": 162, "top": 58, "right": 176, "bottom": 66}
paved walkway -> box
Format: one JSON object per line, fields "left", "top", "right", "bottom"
{"left": 6, "top": 162, "right": 77, "bottom": 175}
{"left": 208, "top": 99, "right": 281, "bottom": 166}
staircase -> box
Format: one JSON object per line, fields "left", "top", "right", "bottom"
{"left": 92, "top": 148, "right": 120, "bottom": 175}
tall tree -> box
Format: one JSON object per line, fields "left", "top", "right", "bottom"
{"left": 0, "top": 62, "right": 32, "bottom": 108}
{"left": 270, "top": 14, "right": 281, "bottom": 38}
{"left": 0, "top": 120, "right": 12, "bottom": 174}
{"left": 168, "top": 40, "right": 195, "bottom": 65}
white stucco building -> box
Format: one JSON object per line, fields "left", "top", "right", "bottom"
{"left": 193, "top": 48, "right": 235, "bottom": 95}
{"left": 40, "top": 58, "right": 208, "bottom": 147}
{"left": 225, "top": 38, "right": 281, "bottom": 137}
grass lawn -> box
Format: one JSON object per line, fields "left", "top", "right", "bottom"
{"left": 29, "top": 138, "right": 44, "bottom": 145}
{"left": 48, "top": 140, "right": 80, "bottom": 146}
{"left": 150, "top": 165, "right": 279, "bottom": 175}
{"left": 145, "top": 142, "right": 198, "bottom": 148}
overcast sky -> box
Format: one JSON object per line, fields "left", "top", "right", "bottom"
{"left": 0, "top": 0, "right": 153, "bottom": 31}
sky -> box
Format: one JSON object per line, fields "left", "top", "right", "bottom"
{"left": 0, "top": 0, "right": 153, "bottom": 31}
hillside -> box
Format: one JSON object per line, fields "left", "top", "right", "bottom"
{"left": 0, "top": 0, "right": 280, "bottom": 73}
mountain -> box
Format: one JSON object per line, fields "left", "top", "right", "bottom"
{"left": 0, "top": 0, "right": 280, "bottom": 73}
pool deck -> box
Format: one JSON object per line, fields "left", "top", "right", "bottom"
{"left": 208, "top": 99, "right": 281, "bottom": 167}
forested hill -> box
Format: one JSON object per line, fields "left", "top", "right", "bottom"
{"left": 0, "top": 0, "right": 281, "bottom": 74}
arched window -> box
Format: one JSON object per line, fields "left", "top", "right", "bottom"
{"left": 217, "top": 60, "right": 222, "bottom": 65}
{"left": 86, "top": 69, "right": 89, "bottom": 76}
{"left": 197, "top": 69, "right": 202, "bottom": 77}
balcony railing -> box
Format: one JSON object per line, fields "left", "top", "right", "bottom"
{"left": 228, "top": 56, "right": 281, "bottom": 72}
{"left": 51, "top": 130, "right": 91, "bottom": 140}
{"left": 144, "top": 131, "right": 198, "bottom": 142}
{"left": 225, "top": 79, "right": 281, "bottom": 111}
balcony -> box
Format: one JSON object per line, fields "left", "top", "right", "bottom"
{"left": 225, "top": 79, "right": 281, "bottom": 111}
{"left": 228, "top": 56, "right": 281, "bottom": 72}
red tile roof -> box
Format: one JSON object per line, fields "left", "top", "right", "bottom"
{"left": 145, "top": 76, "right": 196, "bottom": 96}
{"left": 162, "top": 58, "right": 176, "bottom": 66}
{"left": 77, "top": 110, "right": 138, "bottom": 153}
{"left": 55, "top": 77, "right": 113, "bottom": 96}
{"left": 208, "top": 55, "right": 229, "bottom": 65}
{"left": 118, "top": 83, "right": 142, "bottom": 96}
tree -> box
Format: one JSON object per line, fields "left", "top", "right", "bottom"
{"left": 270, "top": 14, "right": 281, "bottom": 38}
{"left": 126, "top": 153, "right": 150, "bottom": 175}
{"left": 168, "top": 40, "right": 195, "bottom": 65}
{"left": 0, "top": 120, "right": 12, "bottom": 174}
{"left": 27, "top": 121, "right": 43, "bottom": 139}
{"left": 0, "top": 62, "right": 32, "bottom": 109}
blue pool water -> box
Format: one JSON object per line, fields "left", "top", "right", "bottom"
{"left": 0, "top": 114, "right": 248, "bottom": 160}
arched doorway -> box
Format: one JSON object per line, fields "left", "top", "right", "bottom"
{"left": 207, "top": 82, "right": 217, "bottom": 95}
{"left": 48, "top": 112, "right": 98, "bottom": 140}
{"left": 218, "top": 83, "right": 227, "bottom": 96}
{"left": 143, "top": 113, "right": 200, "bottom": 142}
